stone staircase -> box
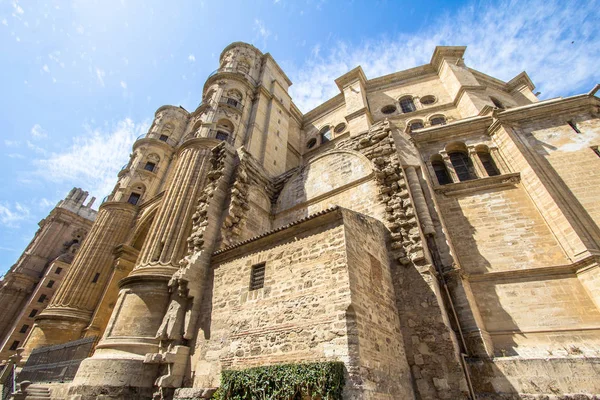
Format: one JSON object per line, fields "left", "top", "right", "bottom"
{"left": 20, "top": 383, "right": 52, "bottom": 399}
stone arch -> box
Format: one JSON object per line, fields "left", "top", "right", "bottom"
{"left": 276, "top": 149, "right": 375, "bottom": 213}
{"left": 130, "top": 204, "right": 160, "bottom": 250}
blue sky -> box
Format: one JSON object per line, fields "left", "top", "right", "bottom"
{"left": 1, "top": 0, "right": 599, "bottom": 273}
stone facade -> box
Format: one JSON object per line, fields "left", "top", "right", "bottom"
{"left": 5, "top": 42, "right": 600, "bottom": 399}
{"left": 0, "top": 188, "right": 96, "bottom": 362}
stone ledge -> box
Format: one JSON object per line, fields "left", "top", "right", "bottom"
{"left": 433, "top": 172, "right": 520, "bottom": 196}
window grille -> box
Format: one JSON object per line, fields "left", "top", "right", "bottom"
{"left": 47, "top": 280, "right": 55, "bottom": 288}
{"left": 400, "top": 97, "right": 416, "bottom": 113}
{"left": 92, "top": 273, "right": 100, "bottom": 283}
{"left": 249, "top": 263, "right": 266, "bottom": 291}
{"left": 430, "top": 116, "right": 446, "bottom": 126}
{"left": 9, "top": 341, "right": 19, "bottom": 350}
{"left": 38, "top": 294, "right": 47, "bottom": 303}
{"left": 449, "top": 152, "right": 475, "bottom": 181}
{"left": 216, "top": 131, "right": 229, "bottom": 141}
{"left": 55, "top": 267, "right": 63, "bottom": 274}
{"left": 29, "top": 309, "right": 38, "bottom": 318}
{"left": 409, "top": 121, "right": 424, "bottom": 131}
{"left": 20, "top": 324, "right": 29, "bottom": 334}
{"left": 432, "top": 160, "right": 452, "bottom": 185}
{"left": 159, "top": 134, "right": 169, "bottom": 142}
{"left": 128, "top": 193, "right": 141, "bottom": 205}
{"left": 478, "top": 152, "right": 500, "bottom": 176}
{"left": 144, "top": 162, "right": 156, "bottom": 172}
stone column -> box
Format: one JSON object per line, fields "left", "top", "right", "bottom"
{"left": 68, "top": 139, "right": 223, "bottom": 399}
{"left": 468, "top": 145, "right": 486, "bottom": 178}
{"left": 439, "top": 150, "right": 458, "bottom": 183}
{"left": 489, "top": 146, "right": 510, "bottom": 174}
{"left": 21, "top": 202, "right": 137, "bottom": 361}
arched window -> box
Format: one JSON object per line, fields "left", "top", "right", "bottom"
{"left": 430, "top": 115, "right": 446, "bottom": 126}
{"left": 320, "top": 126, "right": 332, "bottom": 143}
{"left": 490, "top": 97, "right": 505, "bottom": 109}
{"left": 408, "top": 120, "right": 424, "bottom": 132}
{"left": 448, "top": 151, "right": 475, "bottom": 181}
{"left": 475, "top": 146, "right": 500, "bottom": 176}
{"left": 431, "top": 156, "right": 452, "bottom": 185}
{"left": 399, "top": 96, "right": 416, "bottom": 113}
{"left": 216, "top": 119, "right": 234, "bottom": 142}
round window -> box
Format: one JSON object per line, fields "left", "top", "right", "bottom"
{"left": 334, "top": 123, "right": 346, "bottom": 134}
{"left": 307, "top": 138, "right": 317, "bottom": 149}
{"left": 381, "top": 105, "right": 397, "bottom": 114}
{"left": 420, "top": 95, "right": 436, "bottom": 105}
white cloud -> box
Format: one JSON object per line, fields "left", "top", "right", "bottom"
{"left": 8, "top": 153, "right": 25, "bottom": 159}
{"left": 30, "top": 124, "right": 47, "bottom": 139}
{"left": 289, "top": 0, "right": 600, "bottom": 112}
{"left": 188, "top": 54, "right": 195, "bottom": 62}
{"left": 42, "top": 64, "right": 49, "bottom": 73}
{"left": 120, "top": 80, "right": 127, "bottom": 89}
{"left": 2, "top": 19, "right": 7, "bottom": 26}
{"left": 4, "top": 140, "right": 19, "bottom": 147}
{"left": 26, "top": 140, "right": 47, "bottom": 155}
{"left": 95, "top": 67, "right": 105, "bottom": 87}
{"left": 11, "top": 0, "right": 24, "bottom": 15}
{"left": 35, "top": 118, "right": 150, "bottom": 198}
{"left": 0, "top": 202, "right": 30, "bottom": 228}
{"left": 253, "top": 19, "right": 271, "bottom": 49}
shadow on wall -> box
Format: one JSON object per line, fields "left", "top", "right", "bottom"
{"left": 416, "top": 175, "right": 522, "bottom": 397}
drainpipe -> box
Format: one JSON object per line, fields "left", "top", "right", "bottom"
{"left": 404, "top": 166, "right": 476, "bottom": 400}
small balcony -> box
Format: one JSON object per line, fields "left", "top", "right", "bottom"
{"left": 219, "top": 97, "right": 243, "bottom": 111}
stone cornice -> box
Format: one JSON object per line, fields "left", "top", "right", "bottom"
{"left": 366, "top": 65, "right": 437, "bottom": 92}
{"left": 506, "top": 71, "right": 535, "bottom": 92}
{"left": 490, "top": 93, "right": 600, "bottom": 126}
{"left": 410, "top": 115, "right": 493, "bottom": 144}
{"left": 203, "top": 70, "right": 256, "bottom": 95}
{"left": 220, "top": 42, "right": 263, "bottom": 62}
{"left": 262, "top": 53, "right": 293, "bottom": 86}
{"left": 430, "top": 46, "right": 467, "bottom": 72}
{"left": 344, "top": 106, "right": 373, "bottom": 124}
{"left": 176, "top": 137, "right": 222, "bottom": 157}
{"left": 155, "top": 105, "right": 189, "bottom": 117}
{"left": 302, "top": 93, "right": 345, "bottom": 124}
{"left": 335, "top": 66, "right": 367, "bottom": 90}
{"left": 99, "top": 201, "right": 138, "bottom": 213}
{"left": 212, "top": 206, "right": 342, "bottom": 261}
{"left": 433, "top": 172, "right": 521, "bottom": 197}
{"left": 467, "top": 255, "right": 599, "bottom": 283}
{"left": 133, "top": 137, "right": 177, "bottom": 153}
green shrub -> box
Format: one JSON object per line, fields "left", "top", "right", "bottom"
{"left": 213, "top": 361, "right": 345, "bottom": 400}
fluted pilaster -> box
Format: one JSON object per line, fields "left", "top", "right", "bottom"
{"left": 132, "top": 139, "right": 219, "bottom": 275}
{"left": 41, "top": 202, "right": 137, "bottom": 321}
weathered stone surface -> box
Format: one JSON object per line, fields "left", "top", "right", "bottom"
{"left": 3, "top": 42, "right": 600, "bottom": 400}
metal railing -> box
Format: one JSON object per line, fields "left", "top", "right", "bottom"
{"left": 17, "top": 337, "right": 96, "bottom": 383}
{"left": 0, "top": 363, "right": 15, "bottom": 400}
{"left": 219, "top": 97, "right": 243, "bottom": 111}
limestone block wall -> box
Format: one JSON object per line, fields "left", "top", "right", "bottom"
{"left": 436, "top": 185, "right": 568, "bottom": 274}
{"left": 519, "top": 111, "right": 600, "bottom": 229}
{"left": 196, "top": 209, "right": 413, "bottom": 399}
{"left": 273, "top": 149, "right": 385, "bottom": 228}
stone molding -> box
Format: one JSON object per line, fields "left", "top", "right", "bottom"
{"left": 433, "top": 172, "right": 521, "bottom": 197}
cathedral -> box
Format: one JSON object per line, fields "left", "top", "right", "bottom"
{"left": 1, "top": 42, "right": 599, "bottom": 399}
